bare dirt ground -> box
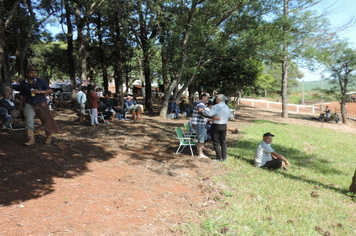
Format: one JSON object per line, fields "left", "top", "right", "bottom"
{"left": 1, "top": 98, "right": 355, "bottom": 235}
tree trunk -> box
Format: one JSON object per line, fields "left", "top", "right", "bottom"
{"left": 160, "top": 28, "right": 168, "bottom": 94}
{"left": 340, "top": 100, "right": 348, "bottom": 124}
{"left": 0, "top": 0, "right": 16, "bottom": 87}
{"left": 143, "top": 47, "right": 153, "bottom": 112}
{"left": 114, "top": 10, "right": 124, "bottom": 105}
{"left": 97, "top": 13, "right": 108, "bottom": 95}
{"left": 188, "top": 84, "right": 196, "bottom": 106}
{"left": 281, "top": 0, "right": 289, "bottom": 118}
{"left": 65, "top": 0, "right": 77, "bottom": 107}
{"left": 15, "top": 26, "right": 25, "bottom": 82}
{"left": 158, "top": 1, "right": 197, "bottom": 118}
{"left": 74, "top": 5, "right": 87, "bottom": 84}
{"left": 350, "top": 169, "right": 356, "bottom": 194}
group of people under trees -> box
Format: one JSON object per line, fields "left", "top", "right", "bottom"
{"left": 188, "top": 93, "right": 289, "bottom": 169}
{"left": 76, "top": 85, "right": 143, "bottom": 126}
{"left": 168, "top": 97, "right": 192, "bottom": 118}
{"left": 0, "top": 65, "right": 289, "bottom": 170}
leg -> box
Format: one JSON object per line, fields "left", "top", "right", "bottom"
{"left": 131, "top": 110, "right": 136, "bottom": 120}
{"left": 211, "top": 124, "right": 222, "bottom": 160}
{"left": 23, "top": 103, "right": 36, "bottom": 146}
{"left": 44, "top": 130, "right": 52, "bottom": 144}
{"left": 94, "top": 109, "right": 99, "bottom": 124}
{"left": 90, "top": 108, "right": 95, "bottom": 125}
{"left": 262, "top": 159, "right": 283, "bottom": 169}
{"left": 136, "top": 110, "right": 142, "bottom": 120}
{"left": 219, "top": 124, "right": 227, "bottom": 161}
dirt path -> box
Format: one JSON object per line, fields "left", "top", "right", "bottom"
{"left": 1, "top": 101, "right": 355, "bottom": 235}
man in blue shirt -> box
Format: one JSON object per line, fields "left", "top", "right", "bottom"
{"left": 203, "top": 94, "right": 230, "bottom": 162}
{"left": 19, "top": 65, "right": 59, "bottom": 146}
{"left": 190, "top": 93, "right": 210, "bottom": 158}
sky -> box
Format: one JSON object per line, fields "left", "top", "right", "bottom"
{"left": 300, "top": 0, "right": 356, "bottom": 81}
{"left": 46, "top": 0, "right": 356, "bottom": 82}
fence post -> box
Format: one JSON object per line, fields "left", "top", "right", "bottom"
{"left": 312, "top": 107, "right": 315, "bottom": 114}
{"left": 297, "top": 106, "right": 299, "bottom": 112}
{"left": 252, "top": 101, "right": 254, "bottom": 106}
{"left": 267, "top": 102, "right": 269, "bottom": 109}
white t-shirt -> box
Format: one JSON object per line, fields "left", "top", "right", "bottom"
{"left": 77, "top": 91, "right": 87, "bottom": 104}
{"left": 254, "top": 140, "right": 274, "bottom": 167}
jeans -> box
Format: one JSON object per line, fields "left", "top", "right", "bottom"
{"left": 91, "top": 108, "right": 99, "bottom": 125}
{"left": 24, "top": 103, "right": 36, "bottom": 130}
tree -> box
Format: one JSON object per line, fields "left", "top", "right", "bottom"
{"left": 267, "top": 62, "right": 303, "bottom": 94}
{"left": 312, "top": 40, "right": 356, "bottom": 124}
{"left": 255, "top": 74, "right": 275, "bottom": 97}
{"left": 158, "top": 0, "right": 275, "bottom": 117}
{"left": 263, "top": 0, "right": 350, "bottom": 118}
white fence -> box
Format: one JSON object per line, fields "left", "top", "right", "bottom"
{"left": 238, "top": 98, "right": 318, "bottom": 114}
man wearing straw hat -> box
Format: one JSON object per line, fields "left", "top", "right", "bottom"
{"left": 19, "top": 65, "right": 59, "bottom": 146}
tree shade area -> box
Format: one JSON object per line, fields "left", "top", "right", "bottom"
{"left": 0, "top": 0, "right": 355, "bottom": 117}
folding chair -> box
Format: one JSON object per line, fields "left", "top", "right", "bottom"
{"left": 183, "top": 122, "right": 196, "bottom": 136}
{"left": 0, "top": 107, "right": 25, "bottom": 131}
{"left": 175, "top": 127, "right": 198, "bottom": 156}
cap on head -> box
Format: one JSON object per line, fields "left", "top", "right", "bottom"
{"left": 263, "top": 132, "right": 274, "bottom": 137}
{"left": 25, "top": 65, "right": 39, "bottom": 73}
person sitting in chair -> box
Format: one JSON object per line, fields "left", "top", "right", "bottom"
{"left": 113, "top": 94, "right": 126, "bottom": 120}
{"left": 98, "top": 97, "right": 113, "bottom": 121}
{"left": 125, "top": 95, "right": 141, "bottom": 120}
{"left": 179, "top": 99, "right": 191, "bottom": 116}
{"left": 168, "top": 98, "right": 181, "bottom": 118}
{"left": 0, "top": 87, "right": 22, "bottom": 120}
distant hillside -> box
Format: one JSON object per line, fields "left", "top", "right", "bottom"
{"left": 292, "top": 80, "right": 356, "bottom": 92}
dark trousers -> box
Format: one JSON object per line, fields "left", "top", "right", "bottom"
{"left": 211, "top": 123, "right": 227, "bottom": 161}
{"left": 262, "top": 159, "right": 282, "bottom": 169}
{"left": 113, "top": 108, "right": 126, "bottom": 119}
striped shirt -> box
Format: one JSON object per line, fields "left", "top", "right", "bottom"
{"left": 190, "top": 100, "right": 207, "bottom": 126}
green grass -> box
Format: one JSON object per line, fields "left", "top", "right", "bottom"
{"left": 179, "top": 120, "right": 356, "bottom": 235}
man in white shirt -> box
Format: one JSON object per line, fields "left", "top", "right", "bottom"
{"left": 77, "top": 86, "right": 87, "bottom": 123}
{"left": 202, "top": 94, "right": 230, "bottom": 162}
{"left": 254, "top": 132, "right": 289, "bottom": 169}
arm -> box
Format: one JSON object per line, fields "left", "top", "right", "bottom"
{"left": 271, "top": 151, "right": 289, "bottom": 167}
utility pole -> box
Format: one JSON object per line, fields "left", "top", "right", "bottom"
{"left": 302, "top": 80, "right": 305, "bottom": 105}
{"left": 321, "top": 74, "right": 324, "bottom": 111}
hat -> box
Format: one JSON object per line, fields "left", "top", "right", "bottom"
{"left": 182, "top": 99, "right": 187, "bottom": 101}
{"left": 263, "top": 132, "right": 274, "bottom": 137}
{"left": 25, "top": 65, "right": 39, "bottom": 73}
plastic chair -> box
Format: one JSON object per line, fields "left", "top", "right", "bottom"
{"left": 175, "top": 127, "right": 198, "bottom": 156}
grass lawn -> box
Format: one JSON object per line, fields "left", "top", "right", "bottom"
{"left": 180, "top": 120, "right": 356, "bottom": 235}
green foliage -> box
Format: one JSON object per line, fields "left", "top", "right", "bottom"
{"left": 267, "top": 62, "right": 302, "bottom": 93}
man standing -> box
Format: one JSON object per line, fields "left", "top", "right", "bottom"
{"left": 190, "top": 93, "right": 210, "bottom": 158}
{"left": 19, "top": 65, "right": 59, "bottom": 146}
{"left": 77, "top": 86, "right": 87, "bottom": 123}
{"left": 254, "top": 132, "right": 289, "bottom": 169}
{"left": 202, "top": 94, "right": 230, "bottom": 162}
